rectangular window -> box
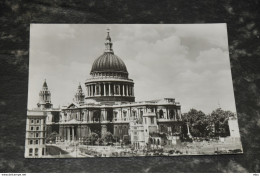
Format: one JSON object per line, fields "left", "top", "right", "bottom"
{"left": 29, "top": 148, "right": 33, "bottom": 156}
{"left": 36, "top": 120, "right": 40, "bottom": 124}
{"left": 35, "top": 140, "right": 38, "bottom": 145}
{"left": 42, "top": 149, "right": 45, "bottom": 156}
{"left": 36, "top": 133, "right": 39, "bottom": 137}
{"left": 144, "top": 118, "right": 147, "bottom": 124}
{"left": 31, "top": 120, "right": 34, "bottom": 124}
{"left": 30, "top": 126, "right": 34, "bottom": 131}
{"left": 35, "top": 148, "right": 38, "bottom": 156}
{"left": 123, "top": 111, "right": 127, "bottom": 117}
{"left": 151, "top": 118, "right": 154, "bottom": 124}
{"left": 29, "top": 140, "right": 33, "bottom": 145}
{"left": 36, "top": 127, "right": 39, "bottom": 131}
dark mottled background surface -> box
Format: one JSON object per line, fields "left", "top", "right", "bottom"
{"left": 0, "top": 0, "right": 260, "bottom": 173}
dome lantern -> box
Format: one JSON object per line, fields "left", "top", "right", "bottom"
{"left": 104, "top": 28, "right": 114, "bottom": 54}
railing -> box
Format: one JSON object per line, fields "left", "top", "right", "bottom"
{"left": 157, "top": 118, "right": 177, "bottom": 122}
{"left": 86, "top": 76, "right": 133, "bottom": 82}
{"left": 143, "top": 112, "right": 156, "bottom": 116}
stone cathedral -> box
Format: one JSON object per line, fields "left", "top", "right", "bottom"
{"left": 25, "top": 30, "right": 183, "bottom": 157}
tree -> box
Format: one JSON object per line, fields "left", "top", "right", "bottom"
{"left": 113, "top": 135, "right": 120, "bottom": 143}
{"left": 209, "top": 108, "right": 235, "bottom": 137}
{"left": 97, "top": 138, "right": 104, "bottom": 145}
{"left": 88, "top": 132, "right": 99, "bottom": 145}
{"left": 46, "top": 131, "right": 60, "bottom": 144}
{"left": 182, "top": 109, "right": 209, "bottom": 137}
{"left": 123, "top": 135, "right": 130, "bottom": 145}
{"left": 102, "top": 132, "right": 113, "bottom": 143}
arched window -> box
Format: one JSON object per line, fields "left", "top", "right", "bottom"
{"left": 159, "top": 109, "right": 164, "bottom": 118}
{"left": 169, "top": 109, "right": 175, "bottom": 119}
{"left": 149, "top": 138, "right": 153, "bottom": 144}
{"left": 157, "top": 139, "right": 160, "bottom": 145}
{"left": 132, "top": 111, "right": 136, "bottom": 117}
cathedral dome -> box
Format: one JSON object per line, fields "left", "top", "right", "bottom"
{"left": 85, "top": 29, "right": 135, "bottom": 104}
{"left": 90, "top": 52, "right": 128, "bottom": 74}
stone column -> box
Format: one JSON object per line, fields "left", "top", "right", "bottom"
{"left": 64, "top": 126, "right": 66, "bottom": 141}
{"left": 90, "top": 85, "right": 92, "bottom": 96}
{"left": 67, "top": 127, "right": 70, "bottom": 141}
{"left": 94, "top": 84, "right": 97, "bottom": 95}
{"left": 132, "top": 86, "right": 134, "bottom": 96}
{"left": 166, "top": 108, "right": 169, "bottom": 119}
{"left": 92, "top": 84, "right": 94, "bottom": 96}
{"left": 59, "top": 125, "right": 63, "bottom": 140}
{"left": 94, "top": 84, "right": 96, "bottom": 96}
{"left": 126, "top": 85, "right": 129, "bottom": 96}
{"left": 119, "top": 85, "right": 121, "bottom": 95}
{"left": 72, "top": 126, "right": 75, "bottom": 141}
{"left": 109, "top": 83, "right": 111, "bottom": 96}
{"left": 99, "top": 84, "right": 101, "bottom": 95}
{"left": 101, "top": 125, "right": 107, "bottom": 138}
{"left": 113, "top": 84, "right": 116, "bottom": 95}
{"left": 123, "top": 84, "right": 125, "bottom": 96}
{"left": 104, "top": 83, "right": 106, "bottom": 96}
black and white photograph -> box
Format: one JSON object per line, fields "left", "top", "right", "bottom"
{"left": 25, "top": 24, "right": 243, "bottom": 158}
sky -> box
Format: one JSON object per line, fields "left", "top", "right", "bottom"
{"left": 28, "top": 24, "right": 237, "bottom": 113}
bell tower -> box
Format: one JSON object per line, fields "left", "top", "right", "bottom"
{"left": 37, "top": 79, "right": 53, "bottom": 110}
{"left": 74, "top": 83, "right": 85, "bottom": 105}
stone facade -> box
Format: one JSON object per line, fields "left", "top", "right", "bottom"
{"left": 25, "top": 111, "right": 47, "bottom": 158}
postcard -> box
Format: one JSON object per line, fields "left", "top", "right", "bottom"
{"left": 25, "top": 24, "right": 243, "bottom": 158}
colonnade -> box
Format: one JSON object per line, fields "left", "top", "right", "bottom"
{"left": 86, "top": 82, "right": 134, "bottom": 97}
{"left": 63, "top": 126, "right": 75, "bottom": 141}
